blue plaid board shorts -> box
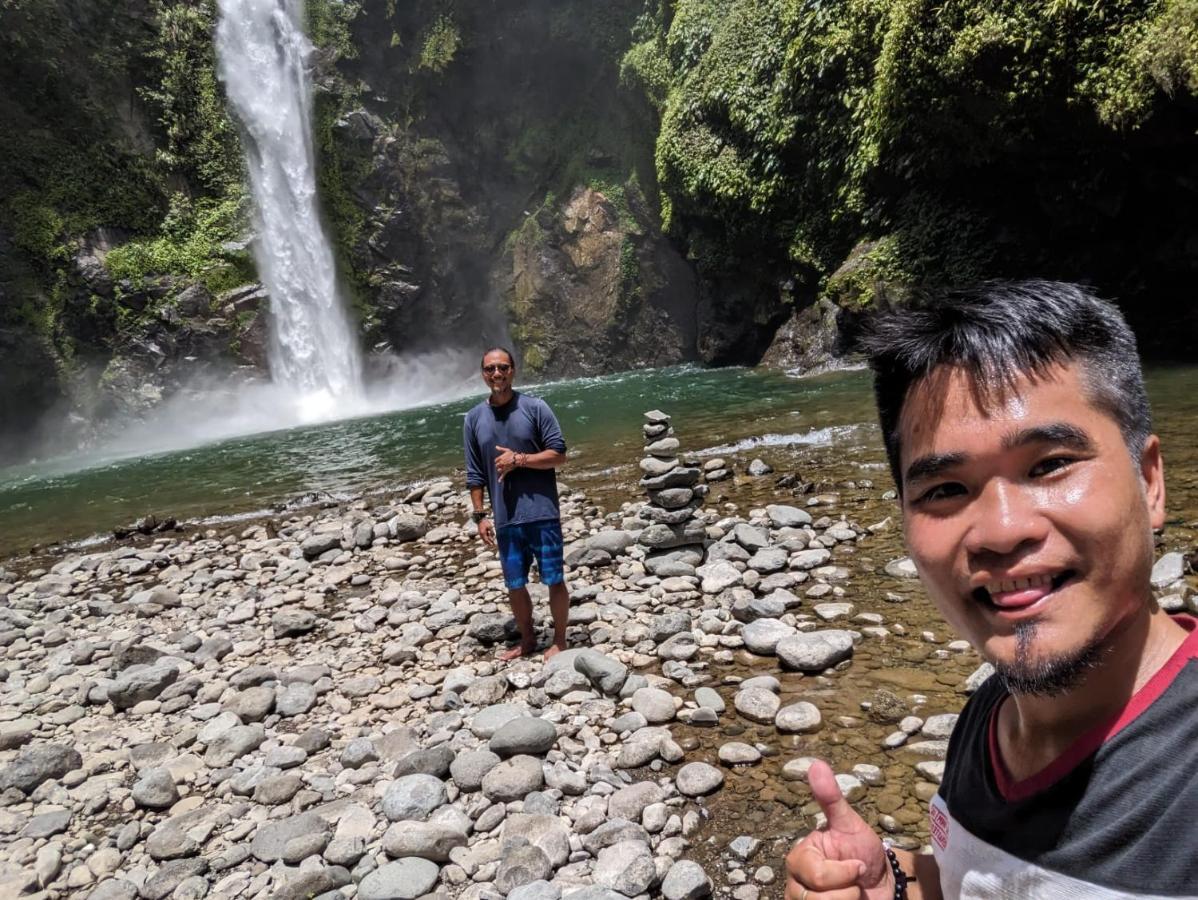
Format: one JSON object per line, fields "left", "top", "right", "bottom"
{"left": 497, "top": 519, "right": 565, "bottom": 590}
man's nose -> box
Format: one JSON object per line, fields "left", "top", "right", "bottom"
{"left": 963, "top": 480, "right": 1049, "bottom": 559}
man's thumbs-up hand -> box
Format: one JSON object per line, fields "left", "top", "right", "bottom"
{"left": 784, "top": 760, "right": 892, "bottom": 899}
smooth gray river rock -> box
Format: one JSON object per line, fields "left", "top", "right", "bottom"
{"left": 741, "top": 618, "right": 797, "bottom": 655}
{"left": 766, "top": 504, "right": 812, "bottom": 528}
{"left": 382, "top": 774, "right": 447, "bottom": 821}
{"left": 676, "top": 762, "right": 724, "bottom": 796}
{"left": 662, "top": 859, "right": 713, "bottom": 899}
{"left": 489, "top": 716, "right": 557, "bottom": 757}
{"left": 500, "top": 813, "right": 571, "bottom": 867}
{"left": 594, "top": 839, "right": 657, "bottom": 895}
{"left": 776, "top": 630, "right": 856, "bottom": 672}
{"left": 108, "top": 663, "right": 178, "bottom": 710}
{"left": 381, "top": 822, "right": 467, "bottom": 861}
{"left": 775, "top": 702, "right": 822, "bottom": 733}
{"left": 631, "top": 687, "right": 677, "bottom": 724}
{"left": 733, "top": 687, "right": 781, "bottom": 724}
{"left": 0, "top": 743, "right": 81, "bottom": 794}
{"left": 357, "top": 858, "right": 440, "bottom": 900}
{"left": 481, "top": 755, "right": 544, "bottom": 801}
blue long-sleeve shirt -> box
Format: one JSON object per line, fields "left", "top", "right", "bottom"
{"left": 463, "top": 391, "right": 567, "bottom": 529}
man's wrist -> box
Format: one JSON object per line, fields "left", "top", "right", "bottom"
{"left": 471, "top": 510, "right": 489, "bottom": 524}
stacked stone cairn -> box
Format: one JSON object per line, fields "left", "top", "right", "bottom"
{"left": 636, "top": 410, "right": 710, "bottom": 575}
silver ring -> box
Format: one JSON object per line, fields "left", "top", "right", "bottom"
{"left": 799, "top": 889, "right": 809, "bottom": 900}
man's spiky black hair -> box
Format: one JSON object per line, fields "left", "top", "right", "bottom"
{"left": 858, "top": 280, "right": 1151, "bottom": 491}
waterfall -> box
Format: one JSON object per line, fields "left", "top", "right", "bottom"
{"left": 215, "top": 0, "right": 363, "bottom": 415}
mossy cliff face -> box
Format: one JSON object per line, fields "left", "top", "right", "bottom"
{"left": 503, "top": 185, "right": 698, "bottom": 377}
{"left": 626, "top": 0, "right": 1198, "bottom": 365}
{"left": 0, "top": 0, "right": 261, "bottom": 457}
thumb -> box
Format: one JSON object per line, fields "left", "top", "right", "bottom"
{"left": 495, "top": 445, "right": 510, "bottom": 454}
{"left": 808, "top": 760, "right": 864, "bottom": 834}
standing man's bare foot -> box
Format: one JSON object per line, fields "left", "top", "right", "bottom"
{"left": 498, "top": 642, "right": 536, "bottom": 662}
{"left": 543, "top": 641, "right": 568, "bottom": 661}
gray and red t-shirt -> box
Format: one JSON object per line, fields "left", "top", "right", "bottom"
{"left": 933, "top": 614, "right": 1198, "bottom": 898}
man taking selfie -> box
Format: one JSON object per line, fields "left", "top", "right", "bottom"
{"left": 786, "top": 281, "right": 1197, "bottom": 899}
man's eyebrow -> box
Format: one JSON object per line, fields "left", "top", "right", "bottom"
{"left": 1001, "top": 422, "right": 1095, "bottom": 453}
{"left": 903, "top": 422, "right": 1097, "bottom": 488}
{"left": 904, "top": 451, "right": 967, "bottom": 487}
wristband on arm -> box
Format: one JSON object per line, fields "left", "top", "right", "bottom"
{"left": 883, "top": 845, "right": 911, "bottom": 899}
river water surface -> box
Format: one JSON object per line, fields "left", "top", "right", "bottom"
{"left": 2, "top": 365, "right": 1197, "bottom": 558}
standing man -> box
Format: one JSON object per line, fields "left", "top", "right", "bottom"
{"left": 464, "top": 347, "right": 571, "bottom": 660}
{"left": 785, "top": 282, "right": 1198, "bottom": 899}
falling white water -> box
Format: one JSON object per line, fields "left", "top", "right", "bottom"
{"left": 215, "top": 0, "right": 362, "bottom": 417}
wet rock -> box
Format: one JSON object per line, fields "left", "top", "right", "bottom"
{"left": 694, "top": 687, "right": 725, "bottom": 712}
{"left": 766, "top": 505, "right": 812, "bottom": 528}
{"left": 775, "top": 702, "right": 822, "bottom": 733}
{"left": 718, "top": 742, "right": 761, "bottom": 765}
{"left": 733, "top": 687, "right": 780, "bottom": 724}
{"left": 885, "top": 557, "right": 919, "bottom": 579}
{"left": 741, "top": 619, "right": 796, "bottom": 655}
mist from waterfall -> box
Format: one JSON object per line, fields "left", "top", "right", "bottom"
{"left": 215, "top": 0, "right": 363, "bottom": 418}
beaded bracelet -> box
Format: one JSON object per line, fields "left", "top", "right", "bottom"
{"left": 883, "top": 845, "right": 910, "bottom": 900}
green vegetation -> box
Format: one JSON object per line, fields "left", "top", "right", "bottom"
{"left": 104, "top": 191, "right": 254, "bottom": 295}
{"left": 417, "top": 15, "right": 461, "bottom": 72}
{"left": 629, "top": 0, "right": 1198, "bottom": 306}
{"left": 0, "top": 0, "right": 255, "bottom": 362}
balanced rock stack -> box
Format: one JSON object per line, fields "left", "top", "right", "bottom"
{"left": 637, "top": 409, "right": 709, "bottom": 574}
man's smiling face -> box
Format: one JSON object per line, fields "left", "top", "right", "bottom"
{"left": 481, "top": 350, "right": 515, "bottom": 398}
{"left": 898, "top": 360, "right": 1165, "bottom": 692}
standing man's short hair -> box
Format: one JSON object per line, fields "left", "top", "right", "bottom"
{"left": 858, "top": 280, "right": 1152, "bottom": 491}
{"left": 481, "top": 347, "right": 516, "bottom": 368}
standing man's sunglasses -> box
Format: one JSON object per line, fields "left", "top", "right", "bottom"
{"left": 483, "top": 364, "right": 512, "bottom": 373}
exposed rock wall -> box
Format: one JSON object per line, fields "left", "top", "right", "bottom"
{"left": 502, "top": 187, "right": 698, "bottom": 377}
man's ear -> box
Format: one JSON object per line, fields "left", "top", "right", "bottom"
{"left": 1139, "top": 434, "right": 1166, "bottom": 531}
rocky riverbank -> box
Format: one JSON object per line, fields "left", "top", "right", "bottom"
{"left": 2, "top": 409, "right": 1196, "bottom": 900}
